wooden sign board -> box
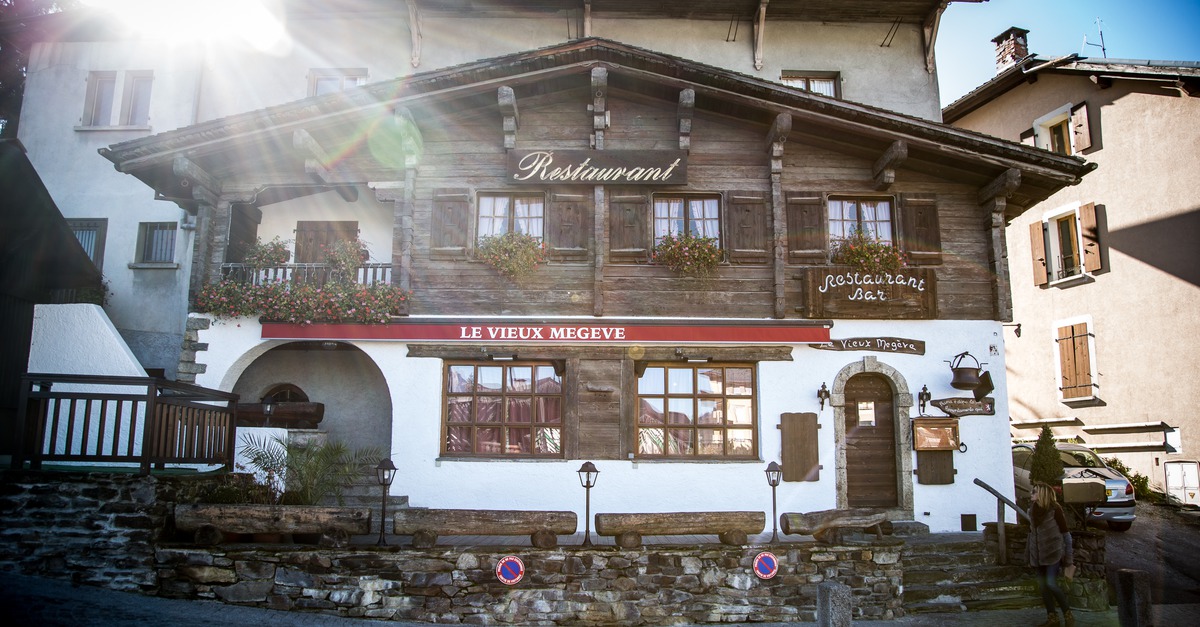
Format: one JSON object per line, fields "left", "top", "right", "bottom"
{"left": 809, "top": 337, "right": 925, "bottom": 355}
{"left": 930, "top": 397, "right": 995, "bottom": 417}
{"left": 799, "top": 267, "right": 937, "bottom": 319}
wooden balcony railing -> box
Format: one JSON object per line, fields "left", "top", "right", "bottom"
{"left": 220, "top": 263, "right": 392, "bottom": 287}
{"left": 13, "top": 374, "right": 239, "bottom": 474}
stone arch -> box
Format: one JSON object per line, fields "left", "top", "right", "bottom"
{"left": 830, "top": 356, "right": 914, "bottom": 519}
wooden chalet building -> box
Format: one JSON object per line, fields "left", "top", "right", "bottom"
{"left": 25, "top": 2, "right": 1092, "bottom": 533}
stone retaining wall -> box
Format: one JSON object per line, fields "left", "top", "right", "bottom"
{"left": 984, "top": 521, "right": 1110, "bottom": 610}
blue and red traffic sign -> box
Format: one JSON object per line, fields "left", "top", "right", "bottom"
{"left": 753, "top": 551, "right": 779, "bottom": 579}
{"left": 496, "top": 555, "right": 525, "bottom": 585}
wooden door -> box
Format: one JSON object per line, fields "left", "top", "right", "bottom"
{"left": 844, "top": 373, "right": 898, "bottom": 507}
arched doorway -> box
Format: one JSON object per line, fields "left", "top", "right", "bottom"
{"left": 844, "top": 373, "right": 898, "bottom": 508}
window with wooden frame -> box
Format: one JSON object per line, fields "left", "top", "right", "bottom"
{"left": 787, "top": 193, "right": 942, "bottom": 265}
{"left": 442, "top": 361, "right": 564, "bottom": 457}
{"left": 68, "top": 218, "right": 107, "bottom": 272}
{"left": 1025, "top": 102, "right": 1092, "bottom": 156}
{"left": 308, "top": 68, "right": 367, "bottom": 96}
{"left": 1030, "top": 202, "right": 1101, "bottom": 286}
{"left": 829, "top": 196, "right": 894, "bottom": 245}
{"left": 653, "top": 194, "right": 721, "bottom": 245}
{"left": 477, "top": 192, "right": 544, "bottom": 241}
{"left": 636, "top": 364, "right": 756, "bottom": 459}
{"left": 780, "top": 71, "right": 840, "bottom": 98}
{"left": 1055, "top": 319, "right": 1097, "bottom": 401}
{"left": 135, "top": 222, "right": 176, "bottom": 264}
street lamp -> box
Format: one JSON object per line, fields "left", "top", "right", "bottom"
{"left": 375, "top": 458, "right": 397, "bottom": 546}
{"left": 765, "top": 461, "right": 782, "bottom": 543}
{"left": 577, "top": 461, "right": 599, "bottom": 546}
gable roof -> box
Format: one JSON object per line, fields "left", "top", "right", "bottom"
{"left": 100, "top": 37, "right": 1092, "bottom": 215}
{"left": 943, "top": 55, "right": 1200, "bottom": 123}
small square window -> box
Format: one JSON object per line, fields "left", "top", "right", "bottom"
{"left": 67, "top": 219, "right": 107, "bottom": 272}
{"left": 781, "top": 71, "right": 840, "bottom": 98}
{"left": 308, "top": 68, "right": 368, "bottom": 96}
{"left": 137, "top": 222, "right": 177, "bottom": 263}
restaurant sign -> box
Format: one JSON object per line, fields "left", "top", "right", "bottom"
{"left": 507, "top": 150, "right": 687, "bottom": 185}
{"left": 930, "top": 397, "right": 995, "bottom": 417}
{"left": 810, "top": 336, "right": 925, "bottom": 355}
{"left": 800, "top": 266, "right": 937, "bottom": 320}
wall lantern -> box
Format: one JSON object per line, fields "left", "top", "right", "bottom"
{"left": 817, "top": 382, "right": 830, "bottom": 410}
{"left": 374, "top": 458, "right": 397, "bottom": 546}
{"left": 765, "top": 461, "right": 782, "bottom": 543}
{"left": 947, "top": 352, "right": 985, "bottom": 390}
{"left": 577, "top": 462, "right": 599, "bottom": 546}
{"left": 918, "top": 385, "right": 931, "bottom": 415}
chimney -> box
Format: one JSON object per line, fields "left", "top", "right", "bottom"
{"left": 991, "top": 27, "right": 1030, "bottom": 74}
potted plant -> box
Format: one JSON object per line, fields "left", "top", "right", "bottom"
{"left": 323, "top": 237, "right": 371, "bottom": 283}
{"left": 476, "top": 231, "right": 547, "bottom": 279}
{"left": 241, "top": 236, "right": 292, "bottom": 269}
{"left": 652, "top": 232, "right": 723, "bottom": 278}
{"left": 830, "top": 229, "right": 906, "bottom": 275}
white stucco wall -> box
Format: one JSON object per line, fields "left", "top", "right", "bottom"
{"left": 29, "top": 304, "right": 145, "bottom": 376}
{"left": 192, "top": 314, "right": 1015, "bottom": 533}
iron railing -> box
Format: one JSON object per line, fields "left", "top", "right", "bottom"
{"left": 220, "top": 263, "right": 392, "bottom": 287}
{"left": 14, "top": 374, "right": 239, "bottom": 474}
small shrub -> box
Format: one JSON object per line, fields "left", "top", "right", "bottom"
{"left": 238, "top": 434, "right": 383, "bottom": 506}
{"left": 830, "top": 229, "right": 906, "bottom": 275}
{"left": 241, "top": 236, "right": 292, "bottom": 268}
{"left": 652, "top": 232, "right": 723, "bottom": 278}
{"left": 1104, "top": 456, "right": 1156, "bottom": 501}
{"left": 477, "top": 231, "right": 546, "bottom": 279}
{"left": 323, "top": 238, "right": 370, "bottom": 284}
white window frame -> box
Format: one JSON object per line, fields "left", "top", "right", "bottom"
{"left": 780, "top": 71, "right": 841, "bottom": 98}
{"left": 1039, "top": 201, "right": 1090, "bottom": 286}
{"left": 308, "top": 68, "right": 368, "bottom": 96}
{"left": 1033, "top": 103, "right": 1076, "bottom": 155}
{"left": 1052, "top": 315, "right": 1098, "bottom": 403}
{"left": 78, "top": 70, "right": 153, "bottom": 130}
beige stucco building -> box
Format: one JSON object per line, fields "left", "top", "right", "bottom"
{"left": 944, "top": 27, "right": 1200, "bottom": 497}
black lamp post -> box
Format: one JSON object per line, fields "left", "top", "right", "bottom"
{"left": 765, "top": 461, "right": 782, "bottom": 543}
{"left": 375, "top": 458, "right": 397, "bottom": 546}
{"left": 577, "top": 461, "right": 599, "bottom": 546}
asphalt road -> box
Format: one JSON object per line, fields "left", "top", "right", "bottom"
{"left": 1103, "top": 501, "right": 1200, "bottom": 604}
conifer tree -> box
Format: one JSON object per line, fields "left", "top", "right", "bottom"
{"left": 1029, "top": 425, "right": 1064, "bottom": 487}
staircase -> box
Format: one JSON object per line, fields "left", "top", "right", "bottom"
{"left": 902, "top": 531, "right": 1040, "bottom": 614}
{"left": 321, "top": 474, "right": 409, "bottom": 539}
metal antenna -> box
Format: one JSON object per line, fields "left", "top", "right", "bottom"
{"left": 1083, "top": 17, "right": 1108, "bottom": 58}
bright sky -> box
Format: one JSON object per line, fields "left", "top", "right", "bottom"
{"left": 936, "top": 0, "right": 1200, "bottom": 107}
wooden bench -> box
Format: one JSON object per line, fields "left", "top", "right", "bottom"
{"left": 594, "top": 511, "right": 765, "bottom": 548}
{"left": 779, "top": 507, "right": 889, "bottom": 544}
{"left": 392, "top": 508, "right": 578, "bottom": 548}
{"left": 174, "top": 503, "right": 371, "bottom": 548}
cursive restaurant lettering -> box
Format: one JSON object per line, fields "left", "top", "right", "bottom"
{"left": 508, "top": 150, "right": 687, "bottom": 185}
{"left": 818, "top": 271, "right": 927, "bottom": 302}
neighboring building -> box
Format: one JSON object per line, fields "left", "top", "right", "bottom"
{"left": 944, "top": 27, "right": 1200, "bottom": 492}
{"left": 14, "top": 2, "right": 1093, "bottom": 533}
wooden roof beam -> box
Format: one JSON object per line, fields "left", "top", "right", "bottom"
{"left": 293, "top": 129, "right": 358, "bottom": 202}
{"left": 872, "top": 140, "right": 907, "bottom": 191}
{"left": 677, "top": 88, "right": 694, "bottom": 151}
{"left": 498, "top": 86, "right": 519, "bottom": 149}
{"left": 753, "top": 1, "right": 769, "bottom": 71}
{"left": 590, "top": 66, "right": 608, "bottom": 149}
{"left": 766, "top": 112, "right": 790, "bottom": 174}
{"left": 172, "top": 156, "right": 220, "bottom": 198}
{"left": 977, "top": 168, "right": 1022, "bottom": 205}
{"left": 408, "top": 0, "right": 422, "bottom": 68}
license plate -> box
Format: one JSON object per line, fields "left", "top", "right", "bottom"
{"left": 1107, "top": 489, "right": 1117, "bottom": 498}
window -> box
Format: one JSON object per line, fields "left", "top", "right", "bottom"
{"left": 308, "top": 68, "right": 368, "bottom": 96}
{"left": 477, "top": 193, "right": 544, "bottom": 240}
{"left": 828, "top": 197, "right": 893, "bottom": 245}
{"left": 443, "top": 362, "right": 563, "bottom": 457}
{"left": 636, "top": 364, "right": 756, "bottom": 458}
{"left": 136, "top": 222, "right": 176, "bottom": 263}
{"left": 67, "top": 218, "right": 107, "bottom": 272}
{"left": 781, "top": 71, "right": 840, "bottom": 98}
{"left": 81, "top": 71, "right": 152, "bottom": 127}
{"left": 1030, "top": 202, "right": 1101, "bottom": 286}
{"left": 653, "top": 195, "right": 720, "bottom": 245}
{"left": 1055, "top": 319, "right": 1097, "bottom": 401}
{"left": 1028, "top": 103, "right": 1092, "bottom": 156}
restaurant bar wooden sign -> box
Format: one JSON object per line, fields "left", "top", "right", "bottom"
{"left": 508, "top": 150, "right": 687, "bottom": 185}
{"left": 809, "top": 337, "right": 925, "bottom": 355}
{"left": 799, "top": 266, "right": 937, "bottom": 319}
{"left": 930, "top": 397, "right": 995, "bottom": 417}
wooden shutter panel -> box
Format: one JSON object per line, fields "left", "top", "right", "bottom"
{"left": 786, "top": 192, "right": 826, "bottom": 263}
{"left": 1029, "top": 221, "right": 1049, "bottom": 286}
{"left": 1019, "top": 127, "right": 1035, "bottom": 146}
{"left": 431, "top": 189, "right": 470, "bottom": 256}
{"left": 295, "top": 221, "right": 358, "bottom": 263}
{"left": 548, "top": 192, "right": 590, "bottom": 260}
{"left": 780, "top": 412, "right": 820, "bottom": 482}
{"left": 728, "top": 191, "right": 769, "bottom": 264}
{"left": 1079, "top": 202, "right": 1102, "bottom": 272}
{"left": 1071, "top": 102, "right": 1092, "bottom": 152}
{"left": 609, "top": 192, "right": 648, "bottom": 260}
{"left": 899, "top": 194, "right": 942, "bottom": 265}
{"left": 1058, "top": 323, "right": 1093, "bottom": 399}
{"left": 916, "top": 450, "right": 956, "bottom": 485}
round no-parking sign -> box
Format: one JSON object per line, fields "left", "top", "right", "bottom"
{"left": 753, "top": 551, "right": 779, "bottom": 579}
{"left": 496, "top": 555, "right": 525, "bottom": 585}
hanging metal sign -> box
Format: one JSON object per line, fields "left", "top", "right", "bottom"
{"left": 930, "top": 397, "right": 995, "bottom": 417}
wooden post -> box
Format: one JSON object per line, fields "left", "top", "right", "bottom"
{"left": 996, "top": 498, "right": 1007, "bottom": 564}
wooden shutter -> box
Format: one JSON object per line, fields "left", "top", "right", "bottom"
{"left": 780, "top": 412, "right": 820, "bottom": 482}
{"left": 1057, "top": 322, "right": 1093, "bottom": 399}
{"left": 1019, "top": 127, "right": 1035, "bottom": 146}
{"left": 295, "top": 221, "right": 358, "bottom": 263}
{"left": 727, "top": 191, "right": 770, "bottom": 264}
{"left": 609, "top": 192, "right": 648, "bottom": 260}
{"left": 227, "top": 204, "right": 261, "bottom": 264}
{"left": 1079, "top": 202, "right": 1102, "bottom": 273}
{"left": 916, "top": 450, "right": 956, "bottom": 485}
{"left": 786, "top": 192, "right": 826, "bottom": 263}
{"left": 431, "top": 189, "right": 470, "bottom": 257}
{"left": 1029, "top": 221, "right": 1049, "bottom": 286}
{"left": 899, "top": 194, "right": 942, "bottom": 265}
{"left": 548, "top": 192, "right": 590, "bottom": 260}
{"left": 1071, "top": 103, "right": 1092, "bottom": 152}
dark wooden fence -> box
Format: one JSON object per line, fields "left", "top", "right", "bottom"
{"left": 13, "top": 374, "right": 238, "bottom": 474}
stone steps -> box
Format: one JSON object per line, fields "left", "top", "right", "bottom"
{"left": 902, "top": 533, "right": 1042, "bottom": 614}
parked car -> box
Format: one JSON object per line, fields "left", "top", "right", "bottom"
{"left": 1012, "top": 442, "right": 1136, "bottom": 531}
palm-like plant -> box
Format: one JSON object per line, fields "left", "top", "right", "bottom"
{"left": 239, "top": 434, "right": 383, "bottom": 506}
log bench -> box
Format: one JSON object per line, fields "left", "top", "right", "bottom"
{"left": 392, "top": 508, "right": 578, "bottom": 548}
{"left": 779, "top": 507, "right": 889, "bottom": 544}
{"left": 594, "top": 511, "right": 765, "bottom": 548}
{"left": 174, "top": 503, "right": 371, "bottom": 547}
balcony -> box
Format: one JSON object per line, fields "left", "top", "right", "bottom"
{"left": 221, "top": 262, "right": 393, "bottom": 287}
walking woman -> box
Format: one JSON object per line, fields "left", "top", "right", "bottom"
{"left": 1027, "top": 481, "right": 1075, "bottom": 627}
